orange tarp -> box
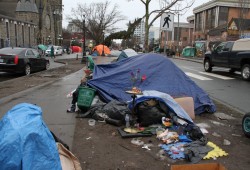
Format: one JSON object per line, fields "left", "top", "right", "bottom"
{"left": 93, "top": 44, "right": 110, "bottom": 55}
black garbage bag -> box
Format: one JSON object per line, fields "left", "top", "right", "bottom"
{"left": 135, "top": 99, "right": 169, "bottom": 126}
{"left": 103, "top": 100, "right": 131, "bottom": 121}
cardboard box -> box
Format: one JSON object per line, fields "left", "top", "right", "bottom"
{"left": 174, "top": 97, "right": 195, "bottom": 120}
{"left": 171, "top": 163, "right": 227, "bottom": 170}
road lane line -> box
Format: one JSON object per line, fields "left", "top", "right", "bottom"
{"left": 199, "top": 72, "right": 234, "bottom": 80}
{"left": 185, "top": 72, "right": 213, "bottom": 80}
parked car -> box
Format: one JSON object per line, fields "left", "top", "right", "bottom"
{"left": 45, "top": 46, "right": 63, "bottom": 56}
{"left": 0, "top": 47, "right": 50, "bottom": 75}
{"left": 203, "top": 38, "right": 250, "bottom": 80}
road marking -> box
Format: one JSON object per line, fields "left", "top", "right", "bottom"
{"left": 185, "top": 72, "right": 213, "bottom": 80}
{"left": 199, "top": 72, "right": 234, "bottom": 80}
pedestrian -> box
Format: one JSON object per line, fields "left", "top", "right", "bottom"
{"left": 50, "top": 45, "right": 55, "bottom": 58}
{"left": 67, "top": 77, "right": 88, "bottom": 113}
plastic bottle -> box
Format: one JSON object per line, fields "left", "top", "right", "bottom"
{"left": 125, "top": 114, "right": 130, "bottom": 128}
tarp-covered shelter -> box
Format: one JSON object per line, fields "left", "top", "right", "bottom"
{"left": 87, "top": 53, "right": 216, "bottom": 115}
{"left": 93, "top": 44, "right": 110, "bottom": 56}
{"left": 117, "top": 48, "right": 138, "bottom": 61}
{"left": 0, "top": 103, "right": 62, "bottom": 170}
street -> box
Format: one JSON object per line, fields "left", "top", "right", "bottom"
{"left": 171, "top": 58, "right": 250, "bottom": 114}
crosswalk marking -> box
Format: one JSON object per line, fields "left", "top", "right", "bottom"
{"left": 199, "top": 72, "right": 234, "bottom": 80}
{"left": 185, "top": 72, "right": 213, "bottom": 80}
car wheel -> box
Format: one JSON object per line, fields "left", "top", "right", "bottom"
{"left": 204, "top": 59, "right": 212, "bottom": 72}
{"left": 242, "top": 113, "right": 250, "bottom": 138}
{"left": 45, "top": 61, "right": 50, "bottom": 70}
{"left": 24, "top": 64, "right": 31, "bottom": 76}
{"left": 241, "top": 64, "right": 250, "bottom": 80}
{"left": 229, "top": 68, "right": 236, "bottom": 73}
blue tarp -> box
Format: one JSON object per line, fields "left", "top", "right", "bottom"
{"left": 129, "top": 90, "right": 193, "bottom": 123}
{"left": 87, "top": 53, "right": 216, "bottom": 115}
{"left": 0, "top": 103, "right": 62, "bottom": 170}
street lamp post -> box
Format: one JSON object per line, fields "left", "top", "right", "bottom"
{"left": 82, "top": 15, "right": 86, "bottom": 57}
{"left": 57, "top": 34, "right": 63, "bottom": 46}
{"left": 101, "top": 29, "right": 105, "bottom": 56}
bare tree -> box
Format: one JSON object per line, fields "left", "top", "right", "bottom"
{"left": 67, "top": 1, "right": 125, "bottom": 45}
{"left": 128, "top": 0, "right": 194, "bottom": 52}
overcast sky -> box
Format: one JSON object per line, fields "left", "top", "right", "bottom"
{"left": 62, "top": 0, "right": 210, "bottom": 30}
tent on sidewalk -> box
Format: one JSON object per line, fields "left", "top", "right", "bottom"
{"left": 38, "top": 44, "right": 48, "bottom": 51}
{"left": 87, "top": 53, "right": 216, "bottom": 115}
{"left": 71, "top": 46, "right": 82, "bottom": 53}
{"left": 93, "top": 44, "right": 110, "bottom": 56}
{"left": 0, "top": 103, "right": 62, "bottom": 169}
{"left": 117, "top": 48, "right": 138, "bottom": 61}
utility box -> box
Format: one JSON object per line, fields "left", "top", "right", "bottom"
{"left": 171, "top": 163, "right": 227, "bottom": 170}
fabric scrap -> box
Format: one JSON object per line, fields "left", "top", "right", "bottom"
{"left": 203, "top": 141, "right": 228, "bottom": 159}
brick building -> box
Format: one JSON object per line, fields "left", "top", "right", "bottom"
{"left": 193, "top": 0, "right": 250, "bottom": 42}
{"left": 0, "top": 0, "right": 63, "bottom": 48}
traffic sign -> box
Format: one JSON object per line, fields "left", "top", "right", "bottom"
{"left": 160, "top": 12, "right": 174, "bottom": 31}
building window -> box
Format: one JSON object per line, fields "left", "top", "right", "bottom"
{"left": 28, "top": 27, "right": 31, "bottom": 47}
{"left": 205, "top": 7, "right": 216, "bottom": 29}
{"left": 218, "top": 7, "right": 228, "bottom": 26}
{"left": 174, "top": 27, "right": 182, "bottom": 40}
{"left": 6, "top": 22, "right": 9, "bottom": 39}
{"left": 195, "top": 12, "right": 202, "bottom": 31}
{"left": 183, "top": 37, "right": 187, "bottom": 41}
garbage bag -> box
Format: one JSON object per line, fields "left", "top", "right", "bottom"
{"left": 136, "top": 99, "right": 168, "bottom": 126}
{"left": 0, "top": 103, "right": 62, "bottom": 170}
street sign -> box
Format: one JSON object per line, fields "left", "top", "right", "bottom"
{"left": 160, "top": 12, "right": 174, "bottom": 31}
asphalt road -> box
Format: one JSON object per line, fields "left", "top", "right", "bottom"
{"left": 171, "top": 58, "right": 250, "bottom": 114}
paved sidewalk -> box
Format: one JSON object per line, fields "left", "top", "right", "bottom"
{"left": 173, "top": 55, "right": 203, "bottom": 63}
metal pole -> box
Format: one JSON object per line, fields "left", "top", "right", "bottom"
{"left": 163, "top": 31, "right": 167, "bottom": 55}
{"left": 101, "top": 30, "right": 105, "bottom": 56}
{"left": 177, "top": 13, "right": 180, "bottom": 56}
{"left": 82, "top": 17, "right": 86, "bottom": 57}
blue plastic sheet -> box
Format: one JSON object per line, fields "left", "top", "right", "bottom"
{"left": 0, "top": 103, "right": 62, "bottom": 170}
{"left": 87, "top": 53, "right": 216, "bottom": 115}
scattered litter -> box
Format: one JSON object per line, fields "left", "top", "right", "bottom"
{"left": 223, "top": 139, "right": 231, "bottom": 146}
{"left": 142, "top": 145, "right": 151, "bottom": 151}
{"left": 88, "top": 119, "right": 96, "bottom": 126}
{"left": 196, "top": 123, "right": 211, "bottom": 129}
{"left": 161, "top": 142, "right": 187, "bottom": 160}
{"left": 156, "top": 150, "right": 168, "bottom": 161}
{"left": 66, "top": 89, "right": 76, "bottom": 98}
{"left": 131, "top": 138, "right": 144, "bottom": 146}
{"left": 232, "top": 134, "right": 241, "bottom": 137}
{"left": 214, "top": 112, "right": 235, "bottom": 120}
{"left": 142, "top": 144, "right": 153, "bottom": 151}
{"left": 210, "top": 120, "right": 225, "bottom": 126}
{"left": 86, "top": 137, "right": 91, "bottom": 140}
{"left": 200, "top": 128, "right": 209, "bottom": 134}
{"left": 203, "top": 141, "right": 228, "bottom": 159}
{"left": 112, "top": 132, "right": 116, "bottom": 136}
{"left": 212, "top": 132, "right": 221, "bottom": 138}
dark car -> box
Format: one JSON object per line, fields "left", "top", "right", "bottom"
{"left": 0, "top": 47, "right": 50, "bottom": 75}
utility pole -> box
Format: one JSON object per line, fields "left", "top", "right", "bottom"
{"left": 82, "top": 15, "right": 86, "bottom": 57}
{"left": 177, "top": 12, "right": 180, "bottom": 56}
